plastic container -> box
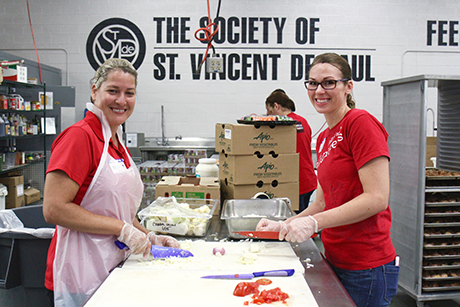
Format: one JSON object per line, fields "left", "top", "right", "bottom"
{"left": 138, "top": 197, "right": 217, "bottom": 237}
{"left": 195, "top": 158, "right": 218, "bottom": 177}
{"left": 0, "top": 205, "right": 55, "bottom": 289}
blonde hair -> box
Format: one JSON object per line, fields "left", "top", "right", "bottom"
{"left": 91, "top": 58, "right": 138, "bottom": 90}
{"left": 310, "top": 53, "right": 355, "bottom": 109}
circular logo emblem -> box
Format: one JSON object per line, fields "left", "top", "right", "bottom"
{"left": 86, "top": 18, "right": 146, "bottom": 70}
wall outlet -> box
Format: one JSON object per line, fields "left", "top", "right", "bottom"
{"left": 206, "top": 56, "right": 223, "bottom": 73}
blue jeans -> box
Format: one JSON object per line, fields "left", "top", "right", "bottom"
{"left": 330, "top": 258, "right": 400, "bottom": 307}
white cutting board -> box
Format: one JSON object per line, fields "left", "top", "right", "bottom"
{"left": 84, "top": 241, "right": 319, "bottom": 307}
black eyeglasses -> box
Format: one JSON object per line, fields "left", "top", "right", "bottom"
{"left": 304, "top": 78, "right": 349, "bottom": 91}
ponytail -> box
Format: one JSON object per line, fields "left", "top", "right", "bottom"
{"left": 346, "top": 93, "right": 355, "bottom": 109}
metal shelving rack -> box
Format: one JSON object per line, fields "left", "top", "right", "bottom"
{"left": 0, "top": 80, "right": 47, "bottom": 194}
{"left": 382, "top": 75, "right": 460, "bottom": 307}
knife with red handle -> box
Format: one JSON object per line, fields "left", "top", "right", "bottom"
{"left": 233, "top": 231, "right": 318, "bottom": 239}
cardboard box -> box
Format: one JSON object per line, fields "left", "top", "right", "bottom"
{"left": 24, "top": 187, "right": 41, "bottom": 205}
{"left": 1, "top": 66, "right": 27, "bottom": 83}
{"left": 221, "top": 180, "right": 299, "bottom": 211}
{"left": 155, "top": 176, "right": 220, "bottom": 215}
{"left": 0, "top": 175, "right": 25, "bottom": 209}
{"left": 219, "top": 153, "right": 299, "bottom": 185}
{"left": 426, "top": 136, "right": 437, "bottom": 167}
{"left": 215, "top": 123, "right": 296, "bottom": 155}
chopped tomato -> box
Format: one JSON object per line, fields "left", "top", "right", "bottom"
{"left": 255, "top": 278, "right": 272, "bottom": 286}
{"left": 250, "top": 287, "right": 289, "bottom": 305}
{"left": 233, "top": 282, "right": 260, "bottom": 297}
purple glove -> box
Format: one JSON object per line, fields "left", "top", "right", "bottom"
{"left": 280, "top": 216, "right": 318, "bottom": 243}
{"left": 256, "top": 218, "right": 285, "bottom": 232}
{"left": 117, "top": 222, "right": 150, "bottom": 256}
{"left": 147, "top": 231, "right": 180, "bottom": 248}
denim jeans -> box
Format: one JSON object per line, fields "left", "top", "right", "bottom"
{"left": 330, "top": 258, "right": 400, "bottom": 307}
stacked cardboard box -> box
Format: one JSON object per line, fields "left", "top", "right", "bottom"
{"left": 0, "top": 175, "right": 25, "bottom": 208}
{"left": 216, "top": 123, "right": 300, "bottom": 210}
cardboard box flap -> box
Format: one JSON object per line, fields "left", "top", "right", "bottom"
{"left": 158, "top": 176, "right": 219, "bottom": 187}
{"left": 24, "top": 187, "right": 40, "bottom": 197}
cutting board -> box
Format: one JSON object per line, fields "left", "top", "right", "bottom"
{"left": 84, "top": 241, "right": 318, "bottom": 307}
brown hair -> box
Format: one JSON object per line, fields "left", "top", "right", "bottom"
{"left": 309, "top": 53, "right": 355, "bottom": 109}
{"left": 265, "top": 89, "right": 296, "bottom": 112}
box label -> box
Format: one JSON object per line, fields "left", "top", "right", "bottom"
{"left": 224, "top": 129, "right": 232, "bottom": 139}
{"left": 185, "top": 192, "right": 205, "bottom": 198}
{"left": 16, "top": 184, "right": 24, "bottom": 197}
{"left": 171, "top": 191, "right": 184, "bottom": 198}
{"left": 145, "top": 220, "right": 188, "bottom": 235}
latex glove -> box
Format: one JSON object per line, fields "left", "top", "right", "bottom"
{"left": 279, "top": 215, "right": 318, "bottom": 243}
{"left": 117, "top": 222, "right": 150, "bottom": 256}
{"left": 147, "top": 231, "right": 180, "bottom": 248}
{"left": 256, "top": 218, "right": 285, "bottom": 232}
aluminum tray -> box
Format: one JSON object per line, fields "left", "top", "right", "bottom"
{"left": 424, "top": 265, "right": 460, "bottom": 270}
{"left": 424, "top": 244, "right": 460, "bottom": 249}
{"left": 424, "top": 234, "right": 460, "bottom": 239}
{"left": 424, "top": 222, "right": 460, "bottom": 227}
{"left": 426, "top": 176, "right": 460, "bottom": 181}
{"left": 425, "top": 213, "right": 460, "bottom": 218}
{"left": 423, "top": 286, "right": 460, "bottom": 292}
{"left": 221, "top": 198, "right": 295, "bottom": 239}
{"left": 426, "top": 202, "right": 460, "bottom": 207}
{"left": 423, "top": 255, "right": 460, "bottom": 260}
{"left": 422, "top": 276, "right": 460, "bottom": 281}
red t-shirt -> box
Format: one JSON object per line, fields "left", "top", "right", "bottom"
{"left": 44, "top": 111, "right": 131, "bottom": 291}
{"left": 287, "top": 112, "right": 317, "bottom": 194}
{"left": 316, "top": 109, "right": 396, "bottom": 270}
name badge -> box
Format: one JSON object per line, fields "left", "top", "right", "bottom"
{"left": 109, "top": 158, "right": 127, "bottom": 174}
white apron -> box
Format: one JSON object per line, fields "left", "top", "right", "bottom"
{"left": 53, "top": 103, "right": 143, "bottom": 307}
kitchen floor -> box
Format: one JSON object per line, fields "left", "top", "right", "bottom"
{"left": 312, "top": 237, "right": 460, "bottom": 307}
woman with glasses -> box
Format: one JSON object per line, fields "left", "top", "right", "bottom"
{"left": 265, "top": 89, "right": 317, "bottom": 213}
{"left": 257, "top": 53, "right": 399, "bottom": 307}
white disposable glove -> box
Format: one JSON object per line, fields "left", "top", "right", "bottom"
{"left": 279, "top": 215, "right": 318, "bottom": 243}
{"left": 256, "top": 218, "right": 285, "bottom": 232}
{"left": 117, "top": 222, "right": 150, "bottom": 256}
{"left": 147, "top": 231, "right": 180, "bottom": 248}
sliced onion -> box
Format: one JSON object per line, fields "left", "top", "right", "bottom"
{"left": 213, "top": 247, "right": 226, "bottom": 256}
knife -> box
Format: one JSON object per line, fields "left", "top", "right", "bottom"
{"left": 201, "top": 269, "right": 295, "bottom": 279}
{"left": 232, "top": 231, "right": 280, "bottom": 239}
{"left": 233, "top": 231, "right": 318, "bottom": 240}
{"left": 114, "top": 240, "right": 194, "bottom": 259}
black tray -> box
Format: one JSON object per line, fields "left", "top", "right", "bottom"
{"left": 237, "top": 119, "right": 298, "bottom": 126}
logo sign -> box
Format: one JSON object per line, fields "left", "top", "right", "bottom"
{"left": 86, "top": 18, "right": 146, "bottom": 70}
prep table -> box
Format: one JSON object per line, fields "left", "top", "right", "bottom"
{"left": 84, "top": 216, "right": 355, "bottom": 307}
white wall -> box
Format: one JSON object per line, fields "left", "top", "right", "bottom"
{"left": 1, "top": 0, "right": 459, "bottom": 141}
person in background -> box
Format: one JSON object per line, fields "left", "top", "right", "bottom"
{"left": 265, "top": 89, "right": 317, "bottom": 212}
{"left": 257, "top": 53, "right": 399, "bottom": 307}
{"left": 42, "top": 58, "right": 179, "bottom": 307}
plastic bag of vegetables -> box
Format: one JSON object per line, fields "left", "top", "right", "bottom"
{"left": 137, "top": 196, "right": 216, "bottom": 237}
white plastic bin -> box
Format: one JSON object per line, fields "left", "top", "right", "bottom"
{"left": 0, "top": 183, "right": 7, "bottom": 211}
